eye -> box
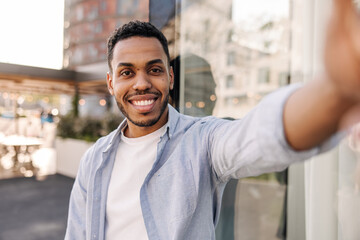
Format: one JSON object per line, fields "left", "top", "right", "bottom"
{"left": 149, "top": 67, "right": 163, "bottom": 74}
{"left": 120, "top": 70, "right": 133, "bottom": 77}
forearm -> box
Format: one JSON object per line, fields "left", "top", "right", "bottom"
{"left": 211, "top": 85, "right": 323, "bottom": 181}
{"left": 283, "top": 76, "right": 354, "bottom": 150}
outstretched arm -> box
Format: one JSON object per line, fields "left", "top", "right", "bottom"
{"left": 283, "top": 0, "right": 360, "bottom": 150}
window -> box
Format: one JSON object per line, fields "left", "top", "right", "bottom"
{"left": 227, "top": 51, "right": 236, "bottom": 66}
{"left": 148, "top": 0, "right": 360, "bottom": 239}
{"left": 156, "top": 0, "right": 291, "bottom": 238}
{"left": 278, "top": 72, "right": 289, "bottom": 86}
{"left": 257, "top": 67, "right": 270, "bottom": 84}
{"left": 117, "top": 0, "right": 139, "bottom": 15}
{"left": 227, "top": 29, "right": 234, "bottom": 43}
{"left": 226, "top": 75, "right": 234, "bottom": 88}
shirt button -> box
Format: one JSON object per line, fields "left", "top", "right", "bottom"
{"left": 93, "top": 234, "right": 96, "bottom": 238}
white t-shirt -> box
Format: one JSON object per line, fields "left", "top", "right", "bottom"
{"left": 105, "top": 124, "right": 167, "bottom": 240}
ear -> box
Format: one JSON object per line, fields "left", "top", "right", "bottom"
{"left": 169, "top": 67, "right": 174, "bottom": 90}
{"left": 106, "top": 72, "right": 114, "bottom": 95}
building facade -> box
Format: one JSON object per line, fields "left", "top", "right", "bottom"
{"left": 63, "top": 0, "right": 149, "bottom": 71}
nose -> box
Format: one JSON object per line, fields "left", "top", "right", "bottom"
{"left": 133, "top": 71, "right": 151, "bottom": 91}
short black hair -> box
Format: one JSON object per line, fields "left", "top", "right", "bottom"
{"left": 107, "top": 20, "right": 170, "bottom": 73}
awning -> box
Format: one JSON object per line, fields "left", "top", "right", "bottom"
{"left": 0, "top": 62, "right": 109, "bottom": 96}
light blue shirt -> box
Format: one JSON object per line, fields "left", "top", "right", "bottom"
{"left": 65, "top": 84, "right": 340, "bottom": 240}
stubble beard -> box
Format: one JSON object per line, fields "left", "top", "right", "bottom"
{"left": 117, "top": 93, "right": 169, "bottom": 127}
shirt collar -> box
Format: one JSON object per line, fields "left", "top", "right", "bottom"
{"left": 167, "top": 104, "right": 180, "bottom": 139}
{"left": 103, "top": 118, "right": 126, "bottom": 152}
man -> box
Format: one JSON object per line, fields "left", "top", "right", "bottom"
{"left": 65, "top": 0, "right": 360, "bottom": 239}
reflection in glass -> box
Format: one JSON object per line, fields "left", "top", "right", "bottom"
{"left": 151, "top": 0, "right": 291, "bottom": 239}
{"left": 178, "top": 1, "right": 290, "bottom": 239}
{"left": 177, "top": 0, "right": 290, "bottom": 120}
{"left": 171, "top": 54, "right": 216, "bottom": 117}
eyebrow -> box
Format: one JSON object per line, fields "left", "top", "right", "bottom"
{"left": 146, "top": 59, "right": 164, "bottom": 66}
{"left": 116, "top": 62, "right": 134, "bottom": 69}
{"left": 115, "top": 59, "right": 164, "bottom": 70}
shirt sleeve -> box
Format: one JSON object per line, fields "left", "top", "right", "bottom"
{"left": 209, "top": 83, "right": 344, "bottom": 182}
{"left": 64, "top": 147, "right": 92, "bottom": 240}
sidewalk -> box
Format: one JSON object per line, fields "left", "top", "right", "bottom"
{"left": 0, "top": 174, "right": 74, "bottom": 240}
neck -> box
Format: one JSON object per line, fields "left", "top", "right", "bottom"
{"left": 124, "top": 108, "right": 169, "bottom": 138}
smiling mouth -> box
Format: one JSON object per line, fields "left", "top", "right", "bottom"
{"left": 132, "top": 99, "right": 155, "bottom": 106}
{"left": 127, "top": 93, "right": 160, "bottom": 113}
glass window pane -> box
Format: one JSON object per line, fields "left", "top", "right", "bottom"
{"left": 177, "top": 0, "right": 291, "bottom": 239}
{"left": 151, "top": 0, "right": 291, "bottom": 238}
{"left": 117, "top": 0, "right": 139, "bottom": 15}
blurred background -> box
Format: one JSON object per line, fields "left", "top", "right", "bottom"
{"left": 0, "top": 0, "right": 359, "bottom": 239}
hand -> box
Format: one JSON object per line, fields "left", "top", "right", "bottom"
{"left": 324, "top": 0, "right": 360, "bottom": 102}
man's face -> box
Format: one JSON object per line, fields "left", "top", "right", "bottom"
{"left": 107, "top": 37, "right": 174, "bottom": 136}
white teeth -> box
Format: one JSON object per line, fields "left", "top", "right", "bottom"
{"left": 133, "top": 99, "right": 154, "bottom": 106}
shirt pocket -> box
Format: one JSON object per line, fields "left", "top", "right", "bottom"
{"left": 152, "top": 156, "right": 197, "bottom": 223}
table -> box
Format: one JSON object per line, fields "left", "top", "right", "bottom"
{"left": 0, "top": 135, "right": 43, "bottom": 176}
